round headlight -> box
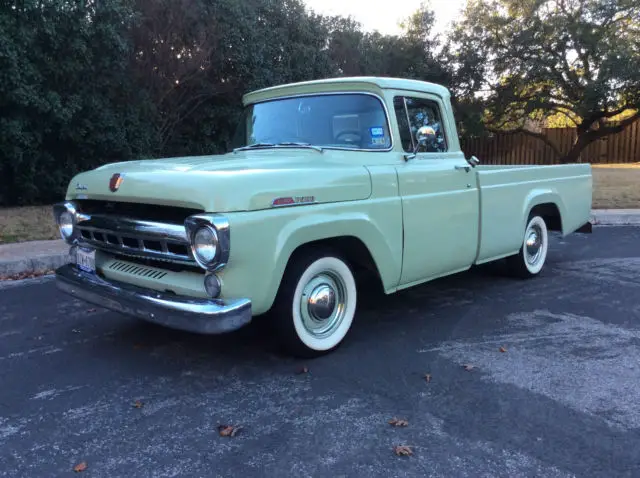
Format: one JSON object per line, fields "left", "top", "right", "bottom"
{"left": 58, "top": 211, "right": 74, "bottom": 239}
{"left": 193, "top": 226, "right": 218, "bottom": 264}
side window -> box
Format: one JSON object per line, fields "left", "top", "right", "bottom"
{"left": 397, "top": 97, "right": 447, "bottom": 153}
{"left": 393, "top": 97, "right": 413, "bottom": 152}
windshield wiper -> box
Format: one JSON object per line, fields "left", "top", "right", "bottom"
{"left": 275, "top": 142, "right": 324, "bottom": 153}
{"left": 233, "top": 142, "right": 324, "bottom": 153}
{"left": 233, "top": 142, "right": 276, "bottom": 152}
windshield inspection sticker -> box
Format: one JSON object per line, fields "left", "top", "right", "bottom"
{"left": 370, "top": 126, "right": 384, "bottom": 137}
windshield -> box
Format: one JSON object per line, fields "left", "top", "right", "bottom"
{"left": 231, "top": 93, "right": 391, "bottom": 151}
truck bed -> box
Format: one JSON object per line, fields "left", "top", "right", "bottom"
{"left": 473, "top": 164, "right": 592, "bottom": 263}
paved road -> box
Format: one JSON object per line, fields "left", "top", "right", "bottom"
{"left": 1, "top": 227, "right": 639, "bottom": 477}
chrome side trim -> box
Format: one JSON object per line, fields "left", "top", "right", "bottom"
{"left": 55, "top": 264, "right": 252, "bottom": 334}
{"left": 245, "top": 91, "right": 394, "bottom": 152}
{"left": 184, "top": 214, "right": 230, "bottom": 271}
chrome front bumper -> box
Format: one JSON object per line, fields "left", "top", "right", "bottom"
{"left": 55, "top": 264, "right": 252, "bottom": 334}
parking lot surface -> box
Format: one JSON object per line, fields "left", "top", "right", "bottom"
{"left": 1, "top": 226, "right": 639, "bottom": 477}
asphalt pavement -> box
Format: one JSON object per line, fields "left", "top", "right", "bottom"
{"left": 1, "top": 226, "right": 639, "bottom": 477}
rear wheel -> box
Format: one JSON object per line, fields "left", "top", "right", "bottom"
{"left": 273, "top": 249, "right": 357, "bottom": 358}
{"left": 506, "top": 214, "right": 549, "bottom": 278}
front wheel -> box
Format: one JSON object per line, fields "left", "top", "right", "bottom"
{"left": 506, "top": 214, "right": 549, "bottom": 278}
{"left": 273, "top": 249, "right": 357, "bottom": 358}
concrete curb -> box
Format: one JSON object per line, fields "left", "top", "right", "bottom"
{"left": 589, "top": 209, "right": 640, "bottom": 226}
{"left": 0, "top": 240, "right": 70, "bottom": 279}
{"left": 1, "top": 208, "right": 639, "bottom": 279}
{"left": 0, "top": 254, "right": 70, "bottom": 279}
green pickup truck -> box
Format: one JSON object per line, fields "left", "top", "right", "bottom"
{"left": 53, "top": 77, "right": 592, "bottom": 357}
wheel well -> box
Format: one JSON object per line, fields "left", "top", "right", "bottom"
{"left": 530, "top": 203, "right": 562, "bottom": 231}
{"left": 286, "top": 236, "right": 383, "bottom": 288}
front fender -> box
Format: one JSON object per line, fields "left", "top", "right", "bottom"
{"left": 274, "top": 211, "right": 399, "bottom": 288}
{"left": 217, "top": 200, "right": 403, "bottom": 315}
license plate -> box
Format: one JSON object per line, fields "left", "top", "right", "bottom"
{"left": 77, "top": 247, "right": 96, "bottom": 274}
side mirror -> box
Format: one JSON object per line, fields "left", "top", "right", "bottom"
{"left": 416, "top": 126, "right": 436, "bottom": 147}
{"left": 467, "top": 155, "right": 480, "bottom": 167}
{"left": 404, "top": 126, "right": 437, "bottom": 161}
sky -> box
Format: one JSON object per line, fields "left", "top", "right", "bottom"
{"left": 302, "top": 0, "right": 467, "bottom": 36}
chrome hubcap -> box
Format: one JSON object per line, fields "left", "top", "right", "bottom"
{"left": 308, "top": 285, "right": 336, "bottom": 320}
{"left": 300, "top": 272, "right": 347, "bottom": 338}
{"left": 525, "top": 224, "right": 543, "bottom": 265}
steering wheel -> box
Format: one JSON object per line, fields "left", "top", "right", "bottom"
{"left": 335, "top": 130, "right": 362, "bottom": 144}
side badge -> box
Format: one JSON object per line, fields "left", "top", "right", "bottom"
{"left": 271, "top": 196, "right": 315, "bottom": 207}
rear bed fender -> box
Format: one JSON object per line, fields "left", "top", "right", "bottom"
{"left": 522, "top": 189, "right": 568, "bottom": 234}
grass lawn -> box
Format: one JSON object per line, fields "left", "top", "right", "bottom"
{"left": 1, "top": 163, "right": 638, "bottom": 244}
{"left": 0, "top": 205, "right": 59, "bottom": 244}
{"left": 591, "top": 163, "right": 640, "bottom": 209}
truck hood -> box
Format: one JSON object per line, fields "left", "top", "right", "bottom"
{"left": 65, "top": 150, "right": 372, "bottom": 212}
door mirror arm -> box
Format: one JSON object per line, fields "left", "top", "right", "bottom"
{"left": 467, "top": 155, "right": 480, "bottom": 167}
{"left": 403, "top": 126, "right": 437, "bottom": 161}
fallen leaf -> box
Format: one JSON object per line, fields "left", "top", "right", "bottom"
{"left": 73, "top": 462, "right": 88, "bottom": 472}
{"left": 0, "top": 269, "right": 55, "bottom": 281}
{"left": 87, "top": 308, "right": 96, "bottom": 313}
{"left": 296, "top": 366, "right": 309, "bottom": 374}
{"left": 499, "top": 346, "right": 507, "bottom": 353}
{"left": 462, "top": 364, "right": 476, "bottom": 371}
{"left": 133, "top": 400, "right": 144, "bottom": 408}
{"left": 218, "top": 424, "right": 243, "bottom": 437}
{"left": 388, "top": 417, "right": 409, "bottom": 427}
{"left": 393, "top": 445, "right": 413, "bottom": 456}
{"left": 424, "top": 373, "right": 432, "bottom": 383}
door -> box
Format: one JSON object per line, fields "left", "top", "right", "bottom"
{"left": 393, "top": 95, "right": 480, "bottom": 286}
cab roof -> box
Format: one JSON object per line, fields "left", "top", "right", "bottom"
{"left": 242, "top": 76, "right": 451, "bottom": 105}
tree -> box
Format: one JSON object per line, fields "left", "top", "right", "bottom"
{"left": 130, "top": 0, "right": 337, "bottom": 156}
{"left": 0, "top": 0, "right": 155, "bottom": 206}
{"left": 322, "top": 2, "right": 450, "bottom": 84}
{"left": 450, "top": 0, "right": 640, "bottom": 163}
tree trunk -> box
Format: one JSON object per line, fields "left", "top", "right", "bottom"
{"left": 559, "top": 134, "right": 590, "bottom": 163}
{"left": 560, "top": 113, "right": 640, "bottom": 163}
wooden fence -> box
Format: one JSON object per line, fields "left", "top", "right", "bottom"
{"left": 462, "top": 118, "right": 640, "bottom": 165}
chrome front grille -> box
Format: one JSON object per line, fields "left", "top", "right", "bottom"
{"left": 75, "top": 213, "right": 195, "bottom": 265}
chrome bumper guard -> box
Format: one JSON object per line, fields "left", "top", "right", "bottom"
{"left": 55, "top": 264, "right": 252, "bottom": 334}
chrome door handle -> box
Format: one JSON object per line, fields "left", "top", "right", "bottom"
{"left": 455, "top": 165, "right": 471, "bottom": 172}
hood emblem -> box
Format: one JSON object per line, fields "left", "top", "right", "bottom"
{"left": 109, "top": 173, "right": 124, "bottom": 192}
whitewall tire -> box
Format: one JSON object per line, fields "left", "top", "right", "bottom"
{"left": 507, "top": 214, "right": 549, "bottom": 278}
{"left": 273, "top": 249, "right": 357, "bottom": 358}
